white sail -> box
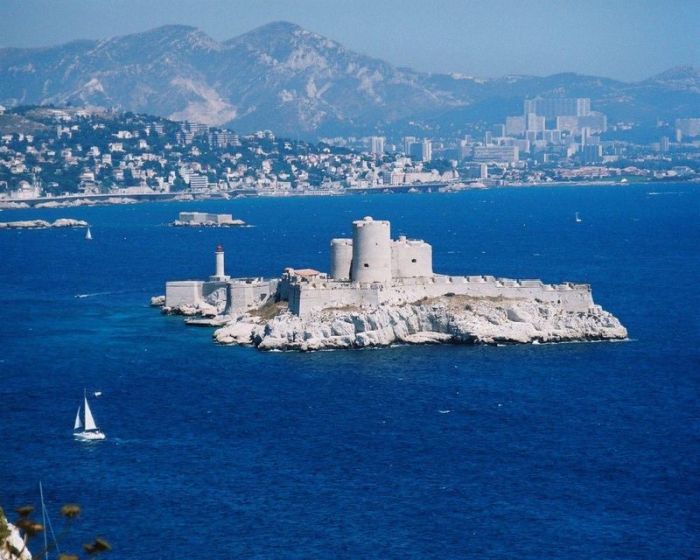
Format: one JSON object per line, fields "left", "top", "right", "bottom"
{"left": 74, "top": 407, "right": 83, "bottom": 430}
{"left": 85, "top": 227, "right": 92, "bottom": 240}
{"left": 83, "top": 396, "right": 97, "bottom": 431}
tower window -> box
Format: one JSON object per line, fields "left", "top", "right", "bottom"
{"left": 411, "top": 258, "right": 417, "bottom": 263}
{"left": 363, "top": 263, "right": 369, "bottom": 268}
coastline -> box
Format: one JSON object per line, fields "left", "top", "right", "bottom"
{"left": 1, "top": 177, "right": 690, "bottom": 211}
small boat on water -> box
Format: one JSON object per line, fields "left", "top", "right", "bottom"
{"left": 85, "top": 226, "right": 92, "bottom": 240}
{"left": 73, "top": 389, "right": 106, "bottom": 440}
{"left": 575, "top": 212, "right": 582, "bottom": 223}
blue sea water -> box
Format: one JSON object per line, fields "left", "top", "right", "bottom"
{"left": 0, "top": 183, "right": 699, "bottom": 559}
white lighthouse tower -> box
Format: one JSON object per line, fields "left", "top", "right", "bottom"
{"left": 209, "top": 244, "right": 229, "bottom": 281}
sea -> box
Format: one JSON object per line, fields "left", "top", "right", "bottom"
{"left": 0, "top": 183, "right": 698, "bottom": 559}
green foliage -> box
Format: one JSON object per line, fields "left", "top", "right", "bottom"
{"left": 0, "top": 507, "right": 11, "bottom": 542}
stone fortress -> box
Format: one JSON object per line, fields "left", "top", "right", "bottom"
{"left": 160, "top": 216, "right": 627, "bottom": 351}
{"left": 170, "top": 211, "right": 246, "bottom": 227}
{"left": 165, "top": 215, "right": 596, "bottom": 321}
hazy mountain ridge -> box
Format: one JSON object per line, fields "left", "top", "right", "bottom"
{"left": 0, "top": 22, "right": 698, "bottom": 137}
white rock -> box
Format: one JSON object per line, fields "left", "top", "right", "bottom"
{"left": 51, "top": 218, "right": 89, "bottom": 228}
{"left": 1, "top": 520, "right": 32, "bottom": 560}
{"left": 0, "top": 218, "right": 88, "bottom": 229}
{"left": 214, "top": 319, "right": 259, "bottom": 345}
{"left": 213, "top": 297, "right": 627, "bottom": 351}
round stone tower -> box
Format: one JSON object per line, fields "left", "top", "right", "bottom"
{"left": 351, "top": 216, "right": 392, "bottom": 284}
{"left": 330, "top": 238, "right": 353, "bottom": 281}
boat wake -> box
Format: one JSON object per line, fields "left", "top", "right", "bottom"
{"left": 75, "top": 289, "right": 136, "bottom": 298}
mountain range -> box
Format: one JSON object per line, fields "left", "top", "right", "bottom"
{"left": 1, "top": 22, "right": 698, "bottom": 138}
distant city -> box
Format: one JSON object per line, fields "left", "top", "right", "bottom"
{"left": 0, "top": 98, "right": 699, "bottom": 206}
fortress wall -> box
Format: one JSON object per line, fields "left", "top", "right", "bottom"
{"left": 178, "top": 212, "right": 233, "bottom": 224}
{"left": 226, "top": 279, "right": 278, "bottom": 315}
{"left": 165, "top": 280, "right": 204, "bottom": 307}
{"left": 330, "top": 238, "right": 353, "bottom": 280}
{"left": 391, "top": 237, "right": 433, "bottom": 278}
{"left": 289, "top": 282, "right": 382, "bottom": 317}
{"left": 351, "top": 217, "right": 392, "bottom": 284}
{"left": 286, "top": 277, "right": 592, "bottom": 318}
{"left": 166, "top": 280, "right": 233, "bottom": 311}
{"left": 201, "top": 281, "right": 229, "bottom": 311}
{"left": 377, "top": 276, "right": 594, "bottom": 312}
{"left": 283, "top": 272, "right": 594, "bottom": 318}
{"left": 178, "top": 212, "right": 198, "bottom": 222}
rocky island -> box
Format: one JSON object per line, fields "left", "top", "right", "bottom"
{"left": 157, "top": 216, "right": 627, "bottom": 351}
{"left": 0, "top": 218, "right": 89, "bottom": 229}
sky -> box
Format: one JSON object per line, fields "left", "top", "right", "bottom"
{"left": 1, "top": 0, "right": 698, "bottom": 81}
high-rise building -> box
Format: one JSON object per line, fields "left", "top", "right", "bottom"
{"left": 187, "top": 122, "right": 209, "bottom": 136}
{"left": 524, "top": 98, "right": 591, "bottom": 118}
{"left": 189, "top": 174, "right": 209, "bottom": 191}
{"left": 659, "top": 136, "right": 670, "bottom": 153}
{"left": 408, "top": 140, "right": 432, "bottom": 162}
{"left": 675, "top": 118, "right": 700, "bottom": 138}
{"left": 557, "top": 113, "right": 607, "bottom": 135}
{"left": 580, "top": 127, "right": 592, "bottom": 145}
{"left": 526, "top": 113, "right": 545, "bottom": 133}
{"left": 472, "top": 145, "right": 519, "bottom": 163}
{"left": 580, "top": 144, "right": 602, "bottom": 164}
{"left": 458, "top": 140, "right": 472, "bottom": 161}
{"left": 209, "top": 130, "right": 237, "bottom": 148}
{"left": 370, "top": 136, "right": 385, "bottom": 156}
{"left": 543, "top": 130, "right": 562, "bottom": 144}
{"left": 403, "top": 136, "right": 417, "bottom": 154}
{"left": 422, "top": 140, "right": 432, "bottom": 162}
{"left": 505, "top": 116, "right": 526, "bottom": 136}
{"left": 577, "top": 113, "right": 607, "bottom": 134}
{"left": 464, "top": 163, "right": 488, "bottom": 180}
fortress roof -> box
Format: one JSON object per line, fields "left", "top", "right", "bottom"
{"left": 290, "top": 268, "right": 321, "bottom": 277}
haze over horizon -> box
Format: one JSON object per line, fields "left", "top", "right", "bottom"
{"left": 1, "top": 0, "right": 698, "bottom": 82}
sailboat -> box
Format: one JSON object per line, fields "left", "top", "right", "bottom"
{"left": 575, "top": 212, "right": 582, "bottom": 223}
{"left": 85, "top": 226, "right": 93, "bottom": 240}
{"left": 73, "top": 389, "right": 106, "bottom": 440}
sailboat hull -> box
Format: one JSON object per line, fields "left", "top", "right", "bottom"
{"left": 74, "top": 430, "right": 106, "bottom": 441}
{"left": 74, "top": 391, "right": 105, "bottom": 440}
